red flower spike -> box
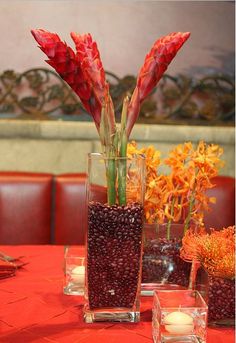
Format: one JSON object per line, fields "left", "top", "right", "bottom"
{"left": 71, "top": 32, "right": 116, "bottom": 136}
{"left": 126, "top": 32, "right": 190, "bottom": 137}
{"left": 31, "top": 29, "right": 101, "bottom": 130}
{"left": 71, "top": 33, "right": 105, "bottom": 102}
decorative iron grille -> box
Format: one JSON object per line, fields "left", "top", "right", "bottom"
{"left": 0, "top": 68, "right": 234, "bottom": 125}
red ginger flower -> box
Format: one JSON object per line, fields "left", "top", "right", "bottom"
{"left": 71, "top": 32, "right": 106, "bottom": 102}
{"left": 32, "top": 29, "right": 191, "bottom": 206}
{"left": 32, "top": 29, "right": 190, "bottom": 148}
{"left": 71, "top": 32, "right": 116, "bottom": 138}
{"left": 127, "top": 32, "right": 190, "bottom": 137}
{"left": 31, "top": 29, "right": 103, "bottom": 130}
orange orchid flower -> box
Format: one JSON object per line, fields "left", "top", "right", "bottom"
{"left": 127, "top": 140, "right": 224, "bottom": 228}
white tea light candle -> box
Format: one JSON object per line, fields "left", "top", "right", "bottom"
{"left": 164, "top": 311, "right": 194, "bottom": 334}
{"left": 71, "top": 266, "right": 85, "bottom": 283}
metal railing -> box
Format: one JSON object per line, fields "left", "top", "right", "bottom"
{"left": 0, "top": 68, "right": 234, "bottom": 125}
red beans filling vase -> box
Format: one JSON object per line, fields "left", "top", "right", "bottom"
{"left": 141, "top": 223, "right": 192, "bottom": 294}
{"left": 196, "top": 267, "right": 235, "bottom": 326}
{"left": 84, "top": 153, "right": 145, "bottom": 323}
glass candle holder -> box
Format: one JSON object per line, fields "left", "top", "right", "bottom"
{"left": 196, "top": 267, "right": 235, "bottom": 326}
{"left": 152, "top": 290, "right": 208, "bottom": 343}
{"left": 63, "top": 246, "right": 85, "bottom": 296}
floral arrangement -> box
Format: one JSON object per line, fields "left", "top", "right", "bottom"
{"left": 127, "top": 141, "right": 224, "bottom": 237}
{"left": 181, "top": 225, "right": 235, "bottom": 323}
{"left": 31, "top": 29, "right": 190, "bottom": 206}
{"left": 181, "top": 226, "right": 235, "bottom": 279}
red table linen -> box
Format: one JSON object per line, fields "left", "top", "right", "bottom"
{"left": 0, "top": 245, "right": 234, "bottom": 343}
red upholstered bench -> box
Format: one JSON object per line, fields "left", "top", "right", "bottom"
{"left": 54, "top": 173, "right": 87, "bottom": 245}
{"left": 204, "top": 176, "right": 235, "bottom": 230}
{"left": 55, "top": 174, "right": 235, "bottom": 244}
{"left": 54, "top": 174, "right": 235, "bottom": 244}
{"left": 54, "top": 173, "right": 107, "bottom": 245}
{"left": 0, "top": 172, "right": 234, "bottom": 244}
{"left": 0, "top": 172, "right": 53, "bottom": 244}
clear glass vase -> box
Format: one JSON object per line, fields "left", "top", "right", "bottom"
{"left": 196, "top": 267, "right": 235, "bottom": 327}
{"left": 84, "top": 153, "right": 145, "bottom": 323}
{"left": 141, "top": 223, "right": 192, "bottom": 295}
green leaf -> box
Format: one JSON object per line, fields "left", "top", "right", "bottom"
{"left": 0, "top": 103, "right": 15, "bottom": 113}
{"left": 61, "top": 104, "right": 77, "bottom": 114}
{"left": 48, "top": 85, "right": 64, "bottom": 101}
{"left": 20, "top": 96, "right": 38, "bottom": 108}
{"left": 2, "top": 70, "right": 17, "bottom": 81}
{"left": 26, "top": 72, "right": 44, "bottom": 89}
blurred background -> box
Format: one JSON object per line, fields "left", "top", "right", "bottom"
{"left": 0, "top": 1, "right": 234, "bottom": 176}
{"left": 0, "top": 0, "right": 234, "bottom": 77}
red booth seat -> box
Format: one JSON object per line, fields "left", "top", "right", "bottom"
{"left": 53, "top": 175, "right": 235, "bottom": 244}
{"left": 0, "top": 172, "right": 53, "bottom": 244}
{"left": 54, "top": 174, "right": 107, "bottom": 245}
{"left": 204, "top": 175, "right": 235, "bottom": 230}
{"left": 0, "top": 172, "right": 234, "bottom": 244}
{"left": 54, "top": 173, "right": 87, "bottom": 245}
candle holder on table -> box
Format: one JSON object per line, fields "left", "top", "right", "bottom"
{"left": 152, "top": 289, "right": 208, "bottom": 343}
{"left": 63, "top": 246, "right": 85, "bottom": 296}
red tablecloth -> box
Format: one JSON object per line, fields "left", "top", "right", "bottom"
{"left": 0, "top": 245, "right": 234, "bottom": 343}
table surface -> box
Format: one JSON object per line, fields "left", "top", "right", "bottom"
{"left": 0, "top": 245, "right": 234, "bottom": 343}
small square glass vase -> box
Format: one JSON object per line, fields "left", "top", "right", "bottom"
{"left": 63, "top": 246, "right": 85, "bottom": 296}
{"left": 142, "top": 223, "right": 192, "bottom": 295}
{"left": 152, "top": 290, "right": 208, "bottom": 343}
{"left": 196, "top": 267, "right": 235, "bottom": 327}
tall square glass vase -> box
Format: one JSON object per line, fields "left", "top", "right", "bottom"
{"left": 84, "top": 153, "right": 146, "bottom": 323}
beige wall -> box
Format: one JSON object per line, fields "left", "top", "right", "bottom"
{"left": 0, "top": 121, "right": 234, "bottom": 177}
{"left": 0, "top": 1, "right": 234, "bottom": 77}
{"left": 0, "top": 2, "right": 234, "bottom": 177}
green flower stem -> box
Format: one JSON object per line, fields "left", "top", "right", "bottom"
{"left": 99, "top": 103, "right": 118, "bottom": 206}
{"left": 118, "top": 96, "right": 129, "bottom": 205}
{"left": 166, "top": 197, "right": 175, "bottom": 240}
{"left": 118, "top": 134, "right": 127, "bottom": 205}
{"left": 188, "top": 260, "right": 201, "bottom": 290}
{"left": 155, "top": 222, "right": 159, "bottom": 236}
{"left": 107, "top": 156, "right": 116, "bottom": 205}
{"left": 184, "top": 190, "right": 195, "bottom": 233}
